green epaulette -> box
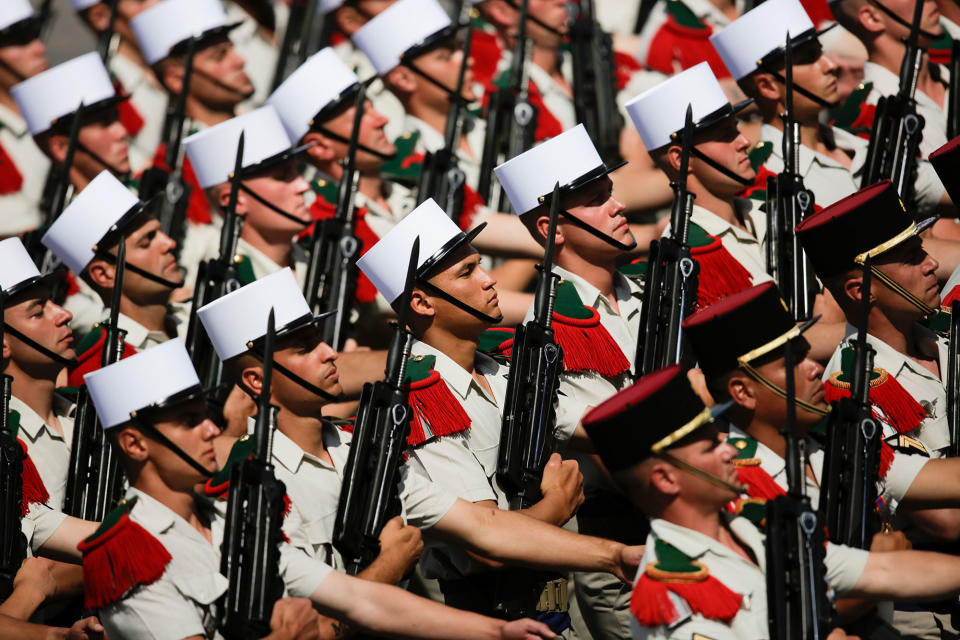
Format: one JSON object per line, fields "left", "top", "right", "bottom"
{"left": 204, "top": 433, "right": 255, "bottom": 497}
{"left": 727, "top": 436, "right": 758, "bottom": 461}
{"left": 478, "top": 327, "right": 515, "bottom": 361}
{"left": 665, "top": 0, "right": 705, "bottom": 29}
{"left": 748, "top": 141, "right": 774, "bottom": 172}
{"left": 74, "top": 324, "right": 105, "bottom": 357}
{"left": 553, "top": 280, "right": 596, "bottom": 320}
{"left": 381, "top": 131, "right": 423, "bottom": 183}
{"left": 618, "top": 259, "right": 647, "bottom": 280}
{"left": 311, "top": 176, "right": 340, "bottom": 205}
{"left": 6, "top": 409, "right": 20, "bottom": 439}
{"left": 235, "top": 254, "right": 256, "bottom": 286}
{"left": 403, "top": 354, "right": 471, "bottom": 445}
{"left": 832, "top": 82, "right": 874, "bottom": 129}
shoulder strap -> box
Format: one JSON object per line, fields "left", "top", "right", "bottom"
{"left": 403, "top": 354, "right": 472, "bottom": 446}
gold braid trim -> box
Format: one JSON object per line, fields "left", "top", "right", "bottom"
{"left": 651, "top": 407, "right": 714, "bottom": 453}
{"left": 646, "top": 562, "right": 710, "bottom": 584}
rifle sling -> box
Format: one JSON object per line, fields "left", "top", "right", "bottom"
{"left": 3, "top": 324, "right": 75, "bottom": 367}
{"left": 739, "top": 361, "right": 831, "bottom": 416}
{"left": 313, "top": 126, "right": 397, "bottom": 162}
{"left": 689, "top": 148, "right": 753, "bottom": 187}
{"left": 558, "top": 210, "right": 637, "bottom": 251}
{"left": 132, "top": 418, "right": 215, "bottom": 478}
{"left": 238, "top": 183, "right": 312, "bottom": 227}
{"left": 419, "top": 280, "right": 504, "bottom": 324}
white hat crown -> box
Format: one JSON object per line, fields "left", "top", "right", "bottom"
{"left": 197, "top": 268, "right": 312, "bottom": 361}
{"left": 625, "top": 62, "right": 730, "bottom": 150}
{"left": 0, "top": 237, "right": 42, "bottom": 294}
{"left": 184, "top": 106, "right": 293, "bottom": 188}
{"left": 357, "top": 199, "right": 463, "bottom": 302}
{"left": 11, "top": 52, "right": 116, "bottom": 136}
{"left": 710, "top": 0, "right": 815, "bottom": 80}
{"left": 131, "top": 0, "right": 229, "bottom": 65}
{"left": 494, "top": 124, "right": 604, "bottom": 216}
{"left": 69, "top": 0, "right": 100, "bottom": 11}
{"left": 85, "top": 340, "right": 202, "bottom": 429}
{"left": 318, "top": 0, "right": 344, "bottom": 13}
{"left": 42, "top": 171, "right": 139, "bottom": 274}
{"left": 351, "top": 0, "right": 453, "bottom": 75}
{"left": 0, "top": 0, "right": 34, "bottom": 31}
{"left": 267, "top": 48, "right": 359, "bottom": 143}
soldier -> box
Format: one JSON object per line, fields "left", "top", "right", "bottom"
{"left": 712, "top": 0, "right": 949, "bottom": 217}
{"left": 70, "top": 0, "right": 167, "bottom": 171}
{"left": 41, "top": 170, "right": 185, "bottom": 380}
{"left": 582, "top": 363, "right": 960, "bottom": 640}
{"left": 79, "top": 339, "right": 555, "bottom": 640}
{"left": 11, "top": 52, "right": 132, "bottom": 197}
{"left": 0, "top": 0, "right": 52, "bottom": 237}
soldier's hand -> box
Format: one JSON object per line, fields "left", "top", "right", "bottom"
{"left": 66, "top": 616, "right": 107, "bottom": 640}
{"left": 612, "top": 544, "right": 646, "bottom": 583}
{"left": 826, "top": 628, "right": 860, "bottom": 640}
{"left": 13, "top": 556, "right": 58, "bottom": 600}
{"left": 499, "top": 618, "right": 556, "bottom": 639}
{"left": 376, "top": 516, "right": 423, "bottom": 581}
{"left": 539, "top": 453, "right": 584, "bottom": 522}
{"left": 869, "top": 529, "right": 912, "bottom": 553}
{"left": 267, "top": 597, "right": 320, "bottom": 640}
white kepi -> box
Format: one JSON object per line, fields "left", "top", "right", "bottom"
{"left": 0, "top": 237, "right": 52, "bottom": 297}
{"left": 11, "top": 52, "right": 119, "bottom": 136}
{"left": 351, "top": 0, "right": 455, "bottom": 75}
{"left": 267, "top": 47, "right": 360, "bottom": 144}
{"left": 494, "top": 124, "right": 621, "bottom": 216}
{"left": 41, "top": 171, "right": 141, "bottom": 275}
{"left": 130, "top": 0, "right": 241, "bottom": 66}
{"left": 85, "top": 340, "right": 202, "bottom": 430}
{"left": 624, "top": 62, "right": 750, "bottom": 151}
{"left": 0, "top": 0, "right": 36, "bottom": 31}
{"left": 709, "top": 0, "right": 817, "bottom": 80}
{"left": 68, "top": 0, "right": 99, "bottom": 11}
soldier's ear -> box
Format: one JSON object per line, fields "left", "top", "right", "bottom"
{"left": 1, "top": 331, "right": 9, "bottom": 363}
{"left": 115, "top": 425, "right": 149, "bottom": 463}
{"left": 858, "top": 3, "right": 886, "bottom": 34}
{"left": 727, "top": 373, "right": 756, "bottom": 410}
{"left": 160, "top": 61, "right": 185, "bottom": 96}
{"left": 46, "top": 134, "right": 69, "bottom": 164}
{"left": 86, "top": 258, "right": 115, "bottom": 292}
{"left": 843, "top": 273, "right": 870, "bottom": 306}
{"left": 303, "top": 131, "right": 337, "bottom": 162}
{"left": 387, "top": 66, "right": 417, "bottom": 95}
{"left": 535, "top": 214, "right": 563, "bottom": 247}
{"left": 665, "top": 144, "right": 684, "bottom": 175}
{"left": 335, "top": 6, "right": 368, "bottom": 37}
{"left": 409, "top": 288, "right": 435, "bottom": 318}
{"left": 240, "top": 365, "right": 264, "bottom": 397}
{"left": 484, "top": 0, "right": 516, "bottom": 28}
{"left": 752, "top": 72, "right": 780, "bottom": 103}
{"left": 648, "top": 461, "right": 681, "bottom": 496}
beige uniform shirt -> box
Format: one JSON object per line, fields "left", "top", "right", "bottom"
{"left": 270, "top": 423, "right": 457, "bottom": 569}
{"left": 862, "top": 61, "right": 948, "bottom": 159}
{"left": 0, "top": 102, "right": 49, "bottom": 235}
{"left": 402, "top": 114, "right": 488, "bottom": 192}
{"left": 527, "top": 57, "right": 578, "bottom": 132}
{"left": 12, "top": 394, "right": 75, "bottom": 512}
{"left": 824, "top": 323, "right": 950, "bottom": 456}
{"left": 98, "top": 488, "right": 333, "bottom": 640}
{"left": 631, "top": 516, "right": 869, "bottom": 640}
{"left": 110, "top": 53, "right": 167, "bottom": 173}
{"left": 404, "top": 338, "right": 585, "bottom": 579}
{"left": 22, "top": 504, "right": 68, "bottom": 555}
{"left": 759, "top": 122, "right": 944, "bottom": 216}
{"left": 236, "top": 237, "right": 309, "bottom": 287}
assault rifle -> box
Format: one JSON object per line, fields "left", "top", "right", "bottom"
{"left": 305, "top": 84, "right": 366, "bottom": 351}
{"left": 860, "top": 0, "right": 926, "bottom": 211}
{"left": 569, "top": 0, "right": 622, "bottom": 165}
{"left": 818, "top": 256, "right": 881, "bottom": 548}
{"left": 140, "top": 37, "right": 198, "bottom": 251}
{"left": 186, "top": 133, "right": 246, "bottom": 402}
{"left": 96, "top": 0, "right": 120, "bottom": 66}
{"left": 63, "top": 238, "right": 128, "bottom": 521}
{"left": 333, "top": 237, "right": 420, "bottom": 574}
{"left": 948, "top": 42, "right": 960, "bottom": 140}
{"left": 766, "top": 33, "right": 817, "bottom": 322}
{"left": 947, "top": 299, "right": 960, "bottom": 456}
{"left": 497, "top": 181, "right": 563, "bottom": 509}
{"left": 477, "top": 0, "right": 537, "bottom": 212}
{"left": 269, "top": 0, "right": 322, "bottom": 93}
{"left": 766, "top": 320, "right": 831, "bottom": 639}
{"left": 635, "top": 105, "right": 698, "bottom": 376}
{"left": 415, "top": 23, "right": 474, "bottom": 223}
{"left": 219, "top": 309, "right": 285, "bottom": 638}
{"left": 0, "top": 289, "right": 26, "bottom": 602}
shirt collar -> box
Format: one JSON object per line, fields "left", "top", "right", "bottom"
{"left": 410, "top": 339, "right": 500, "bottom": 400}
{"left": 10, "top": 395, "right": 69, "bottom": 440}
{"left": 690, "top": 199, "right": 763, "bottom": 245}
{"left": 0, "top": 102, "right": 27, "bottom": 137}
{"left": 271, "top": 422, "right": 344, "bottom": 474}
{"left": 649, "top": 513, "right": 765, "bottom": 566}
{"left": 843, "top": 322, "right": 946, "bottom": 382}
{"left": 552, "top": 264, "right": 636, "bottom": 315}
{"left": 762, "top": 122, "right": 864, "bottom": 176}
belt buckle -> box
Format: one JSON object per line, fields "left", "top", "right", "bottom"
{"left": 536, "top": 577, "right": 569, "bottom": 613}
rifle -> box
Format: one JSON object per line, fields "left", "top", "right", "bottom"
{"left": 947, "top": 299, "right": 960, "bottom": 456}
{"left": 818, "top": 257, "right": 881, "bottom": 548}
{"left": 948, "top": 41, "right": 960, "bottom": 140}
{"left": 477, "top": 0, "right": 537, "bottom": 212}
{"left": 333, "top": 237, "right": 419, "bottom": 574}
{"left": 860, "top": 0, "right": 926, "bottom": 211}
{"left": 765, "top": 322, "right": 831, "bottom": 639}
{"left": 0, "top": 289, "right": 27, "bottom": 602}
{"left": 185, "top": 133, "right": 246, "bottom": 405}
{"left": 415, "top": 23, "right": 474, "bottom": 223}
{"left": 63, "top": 238, "right": 128, "bottom": 521}
{"left": 219, "top": 309, "right": 285, "bottom": 638}
{"left": 96, "top": 0, "right": 120, "bottom": 66}
{"left": 635, "top": 105, "right": 698, "bottom": 376}
{"left": 497, "top": 182, "right": 563, "bottom": 510}
{"left": 269, "top": 0, "right": 312, "bottom": 93}
{"left": 304, "top": 84, "right": 366, "bottom": 351}
{"left": 140, "top": 37, "right": 198, "bottom": 251}
{"left": 568, "top": 0, "right": 623, "bottom": 165}
{"left": 765, "top": 33, "right": 817, "bottom": 322}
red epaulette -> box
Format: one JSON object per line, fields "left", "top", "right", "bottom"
{"left": 470, "top": 29, "right": 504, "bottom": 90}
{"left": 830, "top": 82, "right": 876, "bottom": 140}
{"left": 149, "top": 145, "right": 212, "bottom": 225}
{"left": 551, "top": 281, "right": 631, "bottom": 378}
{"left": 528, "top": 81, "right": 564, "bottom": 142}
{"left": 14, "top": 407, "right": 50, "bottom": 515}
{"left": 645, "top": 0, "right": 731, "bottom": 79}
{"left": 613, "top": 51, "right": 642, "bottom": 91}
{"left": 0, "top": 139, "right": 23, "bottom": 195}
{"left": 727, "top": 436, "right": 786, "bottom": 501}
{"left": 67, "top": 324, "right": 138, "bottom": 388}
{"left": 685, "top": 223, "right": 754, "bottom": 307}
{"left": 113, "top": 80, "right": 144, "bottom": 137}
{"left": 77, "top": 497, "right": 172, "bottom": 610}
{"left": 478, "top": 327, "right": 515, "bottom": 360}
{"left": 404, "top": 355, "right": 472, "bottom": 446}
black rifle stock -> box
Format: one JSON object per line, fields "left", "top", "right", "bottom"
{"left": 333, "top": 238, "right": 420, "bottom": 574}
{"left": 766, "top": 324, "right": 831, "bottom": 639}
{"left": 635, "top": 105, "right": 698, "bottom": 376}
{"left": 306, "top": 84, "right": 367, "bottom": 351}
{"left": 477, "top": 0, "right": 537, "bottom": 212}
{"left": 949, "top": 42, "right": 960, "bottom": 140}
{"left": 947, "top": 299, "right": 960, "bottom": 456}
{"left": 818, "top": 258, "right": 880, "bottom": 548}
{"left": 0, "top": 288, "right": 26, "bottom": 602}
{"left": 766, "top": 33, "right": 817, "bottom": 322}
{"left": 219, "top": 310, "right": 285, "bottom": 639}
{"left": 860, "top": 0, "right": 926, "bottom": 210}
{"left": 569, "top": 0, "right": 623, "bottom": 165}
{"left": 64, "top": 238, "right": 128, "bottom": 521}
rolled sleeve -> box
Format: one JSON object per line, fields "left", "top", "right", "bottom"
{"left": 406, "top": 437, "right": 498, "bottom": 504}
{"left": 23, "top": 505, "right": 68, "bottom": 554}
{"left": 881, "top": 451, "right": 928, "bottom": 503}
{"left": 99, "top": 575, "right": 209, "bottom": 640}
{"left": 824, "top": 542, "right": 870, "bottom": 596}
{"left": 279, "top": 541, "right": 334, "bottom": 597}
{"left": 398, "top": 463, "right": 458, "bottom": 530}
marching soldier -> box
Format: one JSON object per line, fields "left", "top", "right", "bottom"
{"left": 0, "top": 0, "right": 52, "bottom": 237}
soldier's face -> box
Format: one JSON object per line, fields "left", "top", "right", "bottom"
{"left": 526, "top": 0, "right": 569, "bottom": 47}
{"left": 872, "top": 237, "right": 941, "bottom": 316}
{"left": 877, "top": 0, "right": 943, "bottom": 44}
{"left": 3, "top": 286, "right": 76, "bottom": 374}
{"left": 748, "top": 337, "right": 828, "bottom": 429}
{"left": 270, "top": 327, "right": 343, "bottom": 412}
{"left": 322, "top": 99, "right": 397, "bottom": 170}
{"left": 148, "top": 400, "right": 221, "bottom": 485}
{"left": 0, "top": 36, "right": 48, "bottom": 86}
{"left": 238, "top": 160, "right": 312, "bottom": 234}
{"left": 421, "top": 245, "right": 501, "bottom": 329}
{"left": 76, "top": 112, "right": 132, "bottom": 179}
{"left": 665, "top": 424, "right": 742, "bottom": 505}
{"left": 558, "top": 177, "right": 634, "bottom": 258}
{"left": 789, "top": 46, "right": 841, "bottom": 118}
{"left": 120, "top": 217, "right": 181, "bottom": 302}
{"left": 191, "top": 37, "right": 255, "bottom": 108}
{"left": 412, "top": 42, "right": 477, "bottom": 107}
{"left": 691, "top": 118, "right": 756, "bottom": 194}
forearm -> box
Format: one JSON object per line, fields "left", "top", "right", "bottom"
{"left": 0, "top": 616, "right": 68, "bottom": 640}
{"left": 901, "top": 459, "right": 960, "bottom": 510}
{"left": 849, "top": 550, "right": 960, "bottom": 600}
{"left": 518, "top": 492, "right": 572, "bottom": 527}
{"left": 0, "top": 585, "right": 46, "bottom": 620}
{"left": 37, "top": 516, "right": 97, "bottom": 563}
{"left": 355, "top": 554, "right": 406, "bottom": 585}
